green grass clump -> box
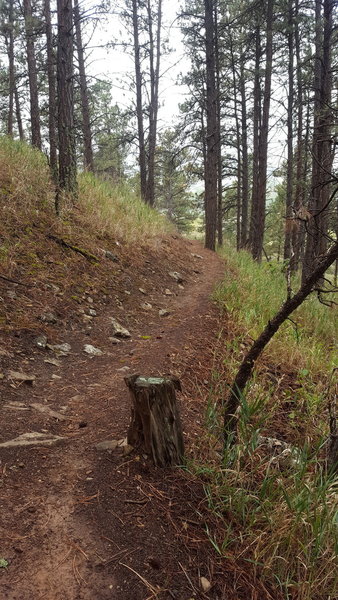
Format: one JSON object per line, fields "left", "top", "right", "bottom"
{"left": 78, "top": 172, "right": 173, "bottom": 243}
{"left": 194, "top": 242, "right": 337, "bottom": 600}
{"left": 214, "top": 244, "right": 337, "bottom": 374}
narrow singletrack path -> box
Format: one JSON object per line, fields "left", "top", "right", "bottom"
{"left": 1, "top": 241, "right": 229, "bottom": 600}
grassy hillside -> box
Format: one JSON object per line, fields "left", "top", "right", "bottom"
{"left": 0, "top": 137, "right": 177, "bottom": 333}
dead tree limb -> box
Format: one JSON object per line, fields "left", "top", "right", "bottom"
{"left": 224, "top": 239, "right": 338, "bottom": 442}
{"left": 47, "top": 234, "right": 99, "bottom": 263}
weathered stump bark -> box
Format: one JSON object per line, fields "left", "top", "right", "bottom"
{"left": 124, "top": 374, "right": 184, "bottom": 467}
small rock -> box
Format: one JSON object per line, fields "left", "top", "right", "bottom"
{"left": 200, "top": 576, "right": 211, "bottom": 592}
{"left": 123, "top": 444, "right": 134, "bottom": 456}
{"left": 178, "top": 284, "right": 184, "bottom": 290}
{"left": 124, "top": 290, "right": 131, "bottom": 295}
{"left": 105, "top": 250, "right": 119, "bottom": 262}
{"left": 139, "top": 288, "right": 147, "bottom": 294}
{"left": 35, "top": 335, "right": 48, "bottom": 349}
{"left": 141, "top": 302, "right": 152, "bottom": 310}
{"left": 82, "top": 315, "right": 93, "bottom": 322}
{"left": 51, "top": 374, "right": 62, "bottom": 380}
{"left": 0, "top": 432, "right": 64, "bottom": 448}
{"left": 84, "top": 344, "right": 103, "bottom": 356}
{"left": 41, "top": 312, "right": 58, "bottom": 324}
{"left": 88, "top": 309, "right": 97, "bottom": 317}
{"left": 30, "top": 403, "right": 67, "bottom": 421}
{"left": 108, "top": 337, "right": 121, "bottom": 345}
{"left": 110, "top": 318, "right": 131, "bottom": 338}
{"left": 117, "top": 366, "right": 130, "bottom": 373}
{"left": 95, "top": 440, "right": 119, "bottom": 451}
{"left": 192, "top": 253, "right": 203, "bottom": 259}
{"left": 7, "top": 370, "right": 36, "bottom": 384}
{"left": 164, "top": 289, "right": 173, "bottom": 295}
{"left": 7, "top": 290, "right": 17, "bottom": 299}
{"left": 168, "top": 271, "right": 184, "bottom": 284}
{"left": 87, "top": 296, "right": 94, "bottom": 303}
{"left": 48, "top": 343, "right": 71, "bottom": 356}
{"left": 159, "top": 309, "right": 170, "bottom": 317}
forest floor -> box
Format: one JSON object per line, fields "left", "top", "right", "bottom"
{"left": 0, "top": 236, "right": 258, "bottom": 600}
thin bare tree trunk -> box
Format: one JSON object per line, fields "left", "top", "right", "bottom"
{"left": 204, "top": 0, "right": 217, "bottom": 251}
{"left": 292, "top": 0, "right": 304, "bottom": 271}
{"left": 45, "top": 0, "right": 58, "bottom": 182}
{"left": 251, "top": 0, "right": 274, "bottom": 262}
{"left": 249, "top": 25, "right": 261, "bottom": 249}
{"left": 284, "top": 0, "right": 294, "bottom": 263}
{"left": 14, "top": 83, "right": 24, "bottom": 141}
{"left": 56, "top": 0, "right": 77, "bottom": 209}
{"left": 214, "top": 2, "right": 223, "bottom": 247}
{"left": 7, "top": 0, "right": 15, "bottom": 137}
{"left": 23, "top": 0, "right": 42, "bottom": 149}
{"left": 302, "top": 0, "right": 334, "bottom": 283}
{"left": 74, "top": 0, "right": 94, "bottom": 172}
{"left": 146, "top": 0, "right": 162, "bottom": 206}
{"left": 240, "top": 56, "right": 249, "bottom": 248}
{"left": 132, "top": 0, "right": 147, "bottom": 201}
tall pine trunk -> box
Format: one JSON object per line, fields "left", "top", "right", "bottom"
{"left": 132, "top": 0, "right": 147, "bottom": 202}
{"left": 302, "top": 0, "right": 334, "bottom": 283}
{"left": 145, "top": 0, "right": 162, "bottom": 206}
{"left": 204, "top": 0, "right": 217, "bottom": 251}
{"left": 240, "top": 57, "right": 249, "bottom": 248}
{"left": 7, "top": 0, "right": 15, "bottom": 137}
{"left": 24, "top": 0, "right": 42, "bottom": 149}
{"left": 56, "top": 0, "right": 77, "bottom": 210}
{"left": 74, "top": 0, "right": 94, "bottom": 172}
{"left": 251, "top": 0, "right": 273, "bottom": 262}
{"left": 283, "top": 0, "right": 294, "bottom": 263}
{"left": 45, "top": 0, "right": 58, "bottom": 182}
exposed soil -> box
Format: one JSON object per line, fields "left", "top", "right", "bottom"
{"left": 0, "top": 236, "right": 275, "bottom": 600}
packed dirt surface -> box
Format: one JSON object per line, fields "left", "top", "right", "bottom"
{"left": 1, "top": 236, "right": 240, "bottom": 600}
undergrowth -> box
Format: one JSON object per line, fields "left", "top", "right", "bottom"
{"left": 193, "top": 243, "right": 337, "bottom": 600}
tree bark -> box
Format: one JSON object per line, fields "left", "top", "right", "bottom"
{"left": 302, "top": 0, "right": 334, "bottom": 283}
{"left": 125, "top": 374, "right": 184, "bottom": 467}
{"left": 214, "top": 3, "right": 223, "bottom": 247}
{"left": 292, "top": 0, "right": 304, "bottom": 271}
{"left": 251, "top": 0, "right": 274, "bottom": 262}
{"left": 23, "top": 0, "right": 42, "bottom": 149}
{"left": 249, "top": 25, "right": 261, "bottom": 250}
{"left": 74, "top": 0, "right": 94, "bottom": 172}
{"left": 7, "top": 0, "right": 15, "bottom": 137}
{"left": 14, "top": 83, "right": 24, "bottom": 141}
{"left": 132, "top": 0, "right": 147, "bottom": 202}
{"left": 45, "top": 0, "right": 58, "bottom": 182}
{"left": 283, "top": 0, "right": 294, "bottom": 263}
{"left": 57, "top": 0, "right": 77, "bottom": 208}
{"left": 204, "top": 0, "right": 218, "bottom": 251}
{"left": 224, "top": 238, "right": 338, "bottom": 442}
{"left": 240, "top": 56, "right": 249, "bottom": 248}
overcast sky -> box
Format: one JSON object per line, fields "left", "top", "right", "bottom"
{"left": 87, "top": 0, "right": 189, "bottom": 127}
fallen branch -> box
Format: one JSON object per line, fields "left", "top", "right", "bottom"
{"left": 0, "top": 274, "right": 30, "bottom": 286}
{"left": 224, "top": 239, "right": 338, "bottom": 443}
{"left": 47, "top": 234, "right": 99, "bottom": 263}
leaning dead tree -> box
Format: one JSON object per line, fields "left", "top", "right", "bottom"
{"left": 224, "top": 237, "right": 338, "bottom": 447}
{"left": 125, "top": 374, "right": 184, "bottom": 467}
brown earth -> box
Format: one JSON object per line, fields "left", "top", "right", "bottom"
{"left": 0, "top": 236, "right": 271, "bottom": 600}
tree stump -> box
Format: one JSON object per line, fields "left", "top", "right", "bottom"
{"left": 124, "top": 374, "right": 184, "bottom": 467}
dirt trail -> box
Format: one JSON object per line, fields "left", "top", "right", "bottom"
{"left": 0, "top": 241, "right": 232, "bottom": 600}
